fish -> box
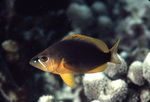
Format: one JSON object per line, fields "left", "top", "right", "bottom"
{"left": 29, "top": 34, "right": 121, "bottom": 87}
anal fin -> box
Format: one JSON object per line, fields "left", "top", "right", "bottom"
{"left": 86, "top": 63, "right": 107, "bottom": 73}
{"left": 60, "top": 74, "right": 75, "bottom": 87}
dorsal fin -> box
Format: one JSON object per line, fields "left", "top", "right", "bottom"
{"left": 62, "top": 34, "right": 109, "bottom": 53}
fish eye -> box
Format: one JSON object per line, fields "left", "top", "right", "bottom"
{"left": 40, "top": 55, "right": 49, "bottom": 62}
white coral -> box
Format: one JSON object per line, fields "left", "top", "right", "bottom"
{"left": 127, "top": 61, "right": 145, "bottom": 86}
{"left": 91, "top": 1, "right": 108, "bottom": 15}
{"left": 104, "top": 55, "right": 128, "bottom": 79}
{"left": 83, "top": 72, "right": 128, "bottom": 102}
{"left": 67, "top": 3, "right": 93, "bottom": 29}
{"left": 98, "top": 79, "right": 127, "bottom": 102}
{"left": 83, "top": 73, "right": 110, "bottom": 100}
{"left": 37, "top": 95, "right": 54, "bottom": 102}
{"left": 143, "top": 52, "right": 150, "bottom": 84}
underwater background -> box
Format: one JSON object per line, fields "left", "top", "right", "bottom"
{"left": 0, "top": 0, "right": 150, "bottom": 102}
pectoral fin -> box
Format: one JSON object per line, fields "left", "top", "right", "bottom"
{"left": 60, "top": 74, "right": 75, "bottom": 87}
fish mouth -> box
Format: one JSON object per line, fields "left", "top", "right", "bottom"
{"left": 29, "top": 59, "right": 40, "bottom": 69}
{"left": 29, "top": 60, "right": 34, "bottom": 66}
{"left": 29, "top": 58, "right": 36, "bottom": 66}
{"left": 29, "top": 56, "right": 39, "bottom": 66}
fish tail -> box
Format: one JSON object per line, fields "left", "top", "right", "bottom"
{"left": 110, "top": 39, "right": 121, "bottom": 64}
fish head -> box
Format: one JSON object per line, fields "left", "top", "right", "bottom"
{"left": 29, "top": 51, "right": 55, "bottom": 72}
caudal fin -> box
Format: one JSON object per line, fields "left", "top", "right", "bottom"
{"left": 110, "top": 39, "right": 121, "bottom": 64}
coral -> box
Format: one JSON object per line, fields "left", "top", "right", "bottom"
{"left": 0, "top": 72, "right": 27, "bottom": 102}
{"left": 0, "top": 54, "right": 28, "bottom": 102}
{"left": 55, "top": 85, "right": 74, "bottom": 100}
{"left": 97, "top": 15, "right": 113, "bottom": 35}
{"left": 37, "top": 95, "right": 54, "bottom": 102}
{"left": 114, "top": 0, "right": 150, "bottom": 55}
{"left": 127, "top": 61, "right": 145, "bottom": 86}
{"left": 91, "top": 100, "right": 101, "bottom": 102}
{"left": 125, "top": 0, "right": 150, "bottom": 18}
{"left": 1, "top": 40, "right": 19, "bottom": 61}
{"left": 55, "top": 75, "right": 85, "bottom": 102}
{"left": 2, "top": 40, "right": 19, "bottom": 52}
{"left": 104, "top": 79, "right": 127, "bottom": 102}
{"left": 97, "top": 16, "right": 112, "bottom": 28}
{"left": 104, "top": 55, "right": 128, "bottom": 79}
{"left": 67, "top": 3, "right": 93, "bottom": 31}
{"left": 120, "top": 51, "right": 129, "bottom": 60}
{"left": 40, "top": 72, "right": 59, "bottom": 93}
{"left": 83, "top": 73, "right": 110, "bottom": 100}
{"left": 140, "top": 89, "right": 150, "bottom": 102}
{"left": 125, "top": 89, "right": 139, "bottom": 102}
{"left": 143, "top": 52, "right": 150, "bottom": 84}
{"left": 83, "top": 72, "right": 128, "bottom": 102}
{"left": 127, "top": 48, "right": 149, "bottom": 65}
{"left": 91, "top": 1, "right": 108, "bottom": 16}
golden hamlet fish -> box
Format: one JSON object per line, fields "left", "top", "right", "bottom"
{"left": 29, "top": 34, "right": 121, "bottom": 87}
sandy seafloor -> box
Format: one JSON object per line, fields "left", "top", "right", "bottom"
{"left": 0, "top": 0, "right": 150, "bottom": 102}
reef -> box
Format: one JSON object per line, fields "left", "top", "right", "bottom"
{"left": 83, "top": 73, "right": 128, "bottom": 102}
{"left": 0, "top": 0, "right": 150, "bottom": 102}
